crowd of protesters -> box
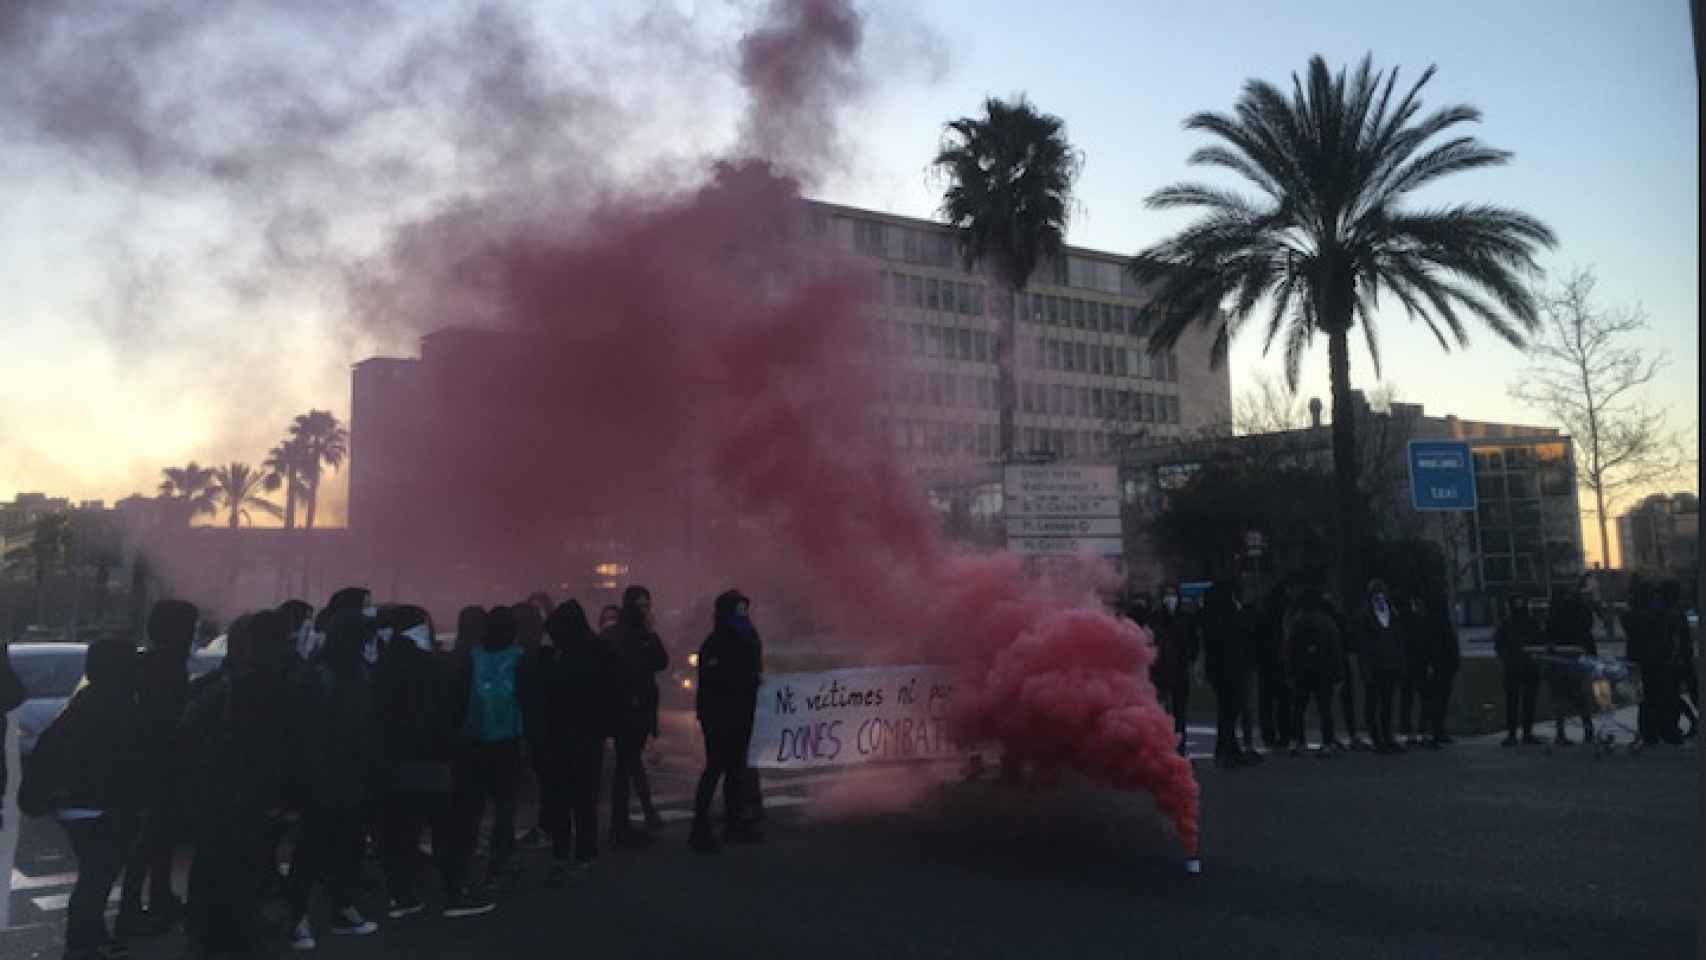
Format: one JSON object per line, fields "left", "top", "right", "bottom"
{"left": 13, "top": 583, "right": 766, "bottom": 960}
{"left": 1123, "top": 570, "right": 1696, "bottom": 765}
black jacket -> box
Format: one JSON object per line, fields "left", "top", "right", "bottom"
{"left": 604, "top": 618, "right": 669, "bottom": 737}
{"left": 373, "top": 641, "right": 459, "bottom": 791}
{"left": 1147, "top": 605, "right": 1196, "bottom": 686}
{"left": 696, "top": 591, "right": 762, "bottom": 729}
{"left": 1495, "top": 610, "right": 1542, "bottom": 668}
{"left": 1199, "top": 589, "right": 1251, "bottom": 684}
{"left": 301, "top": 612, "right": 380, "bottom": 809}
{"left": 516, "top": 645, "right": 554, "bottom": 748}
{"left": 544, "top": 601, "right": 621, "bottom": 740}
{"left": 1283, "top": 609, "right": 1343, "bottom": 682}
{"left": 1358, "top": 602, "right": 1407, "bottom": 677}
{"left": 26, "top": 680, "right": 145, "bottom": 814}
{"left": 1546, "top": 592, "right": 1598, "bottom": 655}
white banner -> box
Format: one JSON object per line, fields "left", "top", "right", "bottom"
{"left": 749, "top": 666, "right": 964, "bottom": 769}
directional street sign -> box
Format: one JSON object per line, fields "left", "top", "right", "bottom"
{"left": 1407, "top": 440, "right": 1477, "bottom": 511}
{"left": 1002, "top": 464, "right": 1123, "bottom": 558}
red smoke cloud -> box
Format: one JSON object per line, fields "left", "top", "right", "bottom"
{"left": 349, "top": 0, "right": 1198, "bottom": 854}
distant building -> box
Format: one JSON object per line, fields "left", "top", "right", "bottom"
{"left": 1120, "top": 394, "right": 1583, "bottom": 622}
{"left": 1616, "top": 492, "right": 1699, "bottom": 577}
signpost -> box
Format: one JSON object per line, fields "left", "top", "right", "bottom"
{"left": 1002, "top": 464, "right": 1122, "bottom": 559}
{"left": 1407, "top": 440, "right": 1477, "bottom": 511}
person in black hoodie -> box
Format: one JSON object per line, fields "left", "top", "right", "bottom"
{"left": 1358, "top": 579, "right": 1408, "bottom": 754}
{"left": 180, "top": 610, "right": 302, "bottom": 960}
{"left": 1256, "top": 583, "right": 1294, "bottom": 751}
{"left": 604, "top": 586, "right": 668, "bottom": 846}
{"left": 26, "top": 634, "right": 144, "bottom": 960}
{"left": 1544, "top": 576, "right": 1599, "bottom": 746}
{"left": 1283, "top": 587, "right": 1341, "bottom": 758}
{"left": 285, "top": 608, "right": 381, "bottom": 949}
{"left": 691, "top": 590, "right": 763, "bottom": 853}
{"left": 1495, "top": 594, "right": 1544, "bottom": 746}
{"left": 542, "top": 600, "right": 613, "bottom": 878}
{"left": 1395, "top": 595, "right": 1432, "bottom": 747}
{"left": 1148, "top": 584, "right": 1195, "bottom": 757}
{"left": 114, "top": 599, "right": 198, "bottom": 938}
{"left": 1201, "top": 581, "right": 1259, "bottom": 767}
{"left": 1323, "top": 592, "right": 1365, "bottom": 751}
{"left": 372, "top": 606, "right": 492, "bottom": 920}
{"left": 1420, "top": 593, "right": 1461, "bottom": 747}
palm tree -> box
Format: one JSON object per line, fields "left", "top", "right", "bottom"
{"left": 264, "top": 436, "right": 310, "bottom": 530}
{"left": 934, "top": 96, "right": 1082, "bottom": 458}
{"left": 210, "top": 462, "right": 282, "bottom": 529}
{"left": 1130, "top": 54, "right": 1555, "bottom": 593}
{"left": 158, "top": 462, "right": 219, "bottom": 526}
{"left": 290, "top": 410, "right": 349, "bottom": 529}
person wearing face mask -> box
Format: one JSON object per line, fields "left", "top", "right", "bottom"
{"left": 372, "top": 607, "right": 491, "bottom": 920}
{"left": 603, "top": 587, "right": 668, "bottom": 846}
{"left": 1201, "top": 581, "right": 1259, "bottom": 767}
{"left": 116, "top": 600, "right": 199, "bottom": 939}
{"left": 21, "top": 635, "right": 146, "bottom": 960}
{"left": 1358, "top": 579, "right": 1408, "bottom": 754}
{"left": 1148, "top": 584, "right": 1195, "bottom": 757}
{"left": 1283, "top": 587, "right": 1341, "bottom": 758}
{"left": 285, "top": 609, "right": 382, "bottom": 950}
{"left": 691, "top": 591, "right": 764, "bottom": 853}
{"left": 542, "top": 600, "right": 615, "bottom": 880}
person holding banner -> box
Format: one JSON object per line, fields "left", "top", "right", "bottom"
{"left": 690, "top": 590, "right": 763, "bottom": 854}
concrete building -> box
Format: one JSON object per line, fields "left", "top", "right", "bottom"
{"left": 346, "top": 200, "right": 1231, "bottom": 592}
{"left": 1616, "top": 492, "right": 1699, "bottom": 577}
{"left": 1119, "top": 394, "right": 1584, "bottom": 622}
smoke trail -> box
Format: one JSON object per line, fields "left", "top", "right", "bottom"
{"left": 350, "top": 0, "right": 1197, "bottom": 852}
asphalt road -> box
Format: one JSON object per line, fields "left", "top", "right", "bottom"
{"left": 3, "top": 709, "right": 1699, "bottom": 960}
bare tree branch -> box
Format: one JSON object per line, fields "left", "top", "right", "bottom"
{"left": 1506, "top": 267, "right": 1690, "bottom": 567}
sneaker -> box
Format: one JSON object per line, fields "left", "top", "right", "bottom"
{"left": 329, "top": 907, "right": 378, "bottom": 936}
{"left": 386, "top": 899, "right": 425, "bottom": 920}
{"left": 1288, "top": 745, "right": 1303, "bottom": 758}
{"left": 644, "top": 811, "right": 666, "bottom": 831}
{"left": 1521, "top": 733, "right": 1544, "bottom": 746}
{"left": 289, "top": 918, "right": 317, "bottom": 952}
{"left": 1436, "top": 734, "right": 1455, "bottom": 745}
{"left": 1237, "top": 750, "right": 1264, "bottom": 766}
{"left": 1313, "top": 746, "right": 1333, "bottom": 759}
{"left": 442, "top": 890, "right": 497, "bottom": 919}
{"left": 1349, "top": 738, "right": 1372, "bottom": 752}
{"left": 1501, "top": 735, "right": 1518, "bottom": 747}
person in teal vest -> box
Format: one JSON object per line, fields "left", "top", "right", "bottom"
{"left": 462, "top": 606, "right": 524, "bottom": 885}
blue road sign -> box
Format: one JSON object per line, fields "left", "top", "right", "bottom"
{"left": 1408, "top": 440, "right": 1476, "bottom": 511}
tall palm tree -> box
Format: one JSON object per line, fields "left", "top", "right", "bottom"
{"left": 1130, "top": 54, "right": 1555, "bottom": 593}
{"left": 211, "top": 462, "right": 282, "bottom": 529}
{"left": 158, "top": 462, "right": 219, "bottom": 526}
{"left": 264, "top": 436, "right": 310, "bottom": 530}
{"left": 934, "top": 96, "right": 1082, "bottom": 459}
{"left": 290, "top": 410, "right": 349, "bottom": 530}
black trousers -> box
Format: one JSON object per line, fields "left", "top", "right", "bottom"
{"left": 1290, "top": 673, "right": 1335, "bottom": 747}
{"left": 529, "top": 742, "right": 562, "bottom": 839}
{"left": 1398, "top": 669, "right": 1428, "bottom": 737}
{"left": 694, "top": 717, "right": 754, "bottom": 829}
{"left": 62, "top": 814, "right": 131, "bottom": 954}
{"left": 610, "top": 731, "right": 657, "bottom": 832}
{"left": 1258, "top": 664, "right": 1292, "bottom": 746}
{"left": 1427, "top": 667, "right": 1458, "bottom": 739}
{"left": 1641, "top": 663, "right": 1679, "bottom": 741}
{"left": 1503, "top": 663, "right": 1540, "bottom": 737}
{"left": 1364, "top": 669, "right": 1400, "bottom": 746}
{"left": 552, "top": 734, "right": 603, "bottom": 864}
{"left": 1155, "top": 667, "right": 1190, "bottom": 737}
{"left": 1337, "top": 656, "right": 1360, "bottom": 740}
{"left": 1212, "top": 672, "right": 1248, "bottom": 756}
{"left": 186, "top": 806, "right": 271, "bottom": 957}
{"left": 286, "top": 804, "right": 365, "bottom": 922}
{"left": 461, "top": 739, "right": 523, "bottom": 872}
{"left": 119, "top": 784, "right": 177, "bottom": 917}
{"left": 378, "top": 788, "right": 459, "bottom": 904}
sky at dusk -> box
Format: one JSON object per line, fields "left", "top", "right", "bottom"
{"left": 0, "top": 0, "right": 1697, "bottom": 566}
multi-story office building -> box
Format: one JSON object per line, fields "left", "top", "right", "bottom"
{"left": 807, "top": 200, "right": 1231, "bottom": 470}
{"left": 1616, "top": 492, "right": 1699, "bottom": 577}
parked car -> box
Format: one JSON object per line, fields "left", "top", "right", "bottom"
{"left": 8, "top": 641, "right": 223, "bottom": 758}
